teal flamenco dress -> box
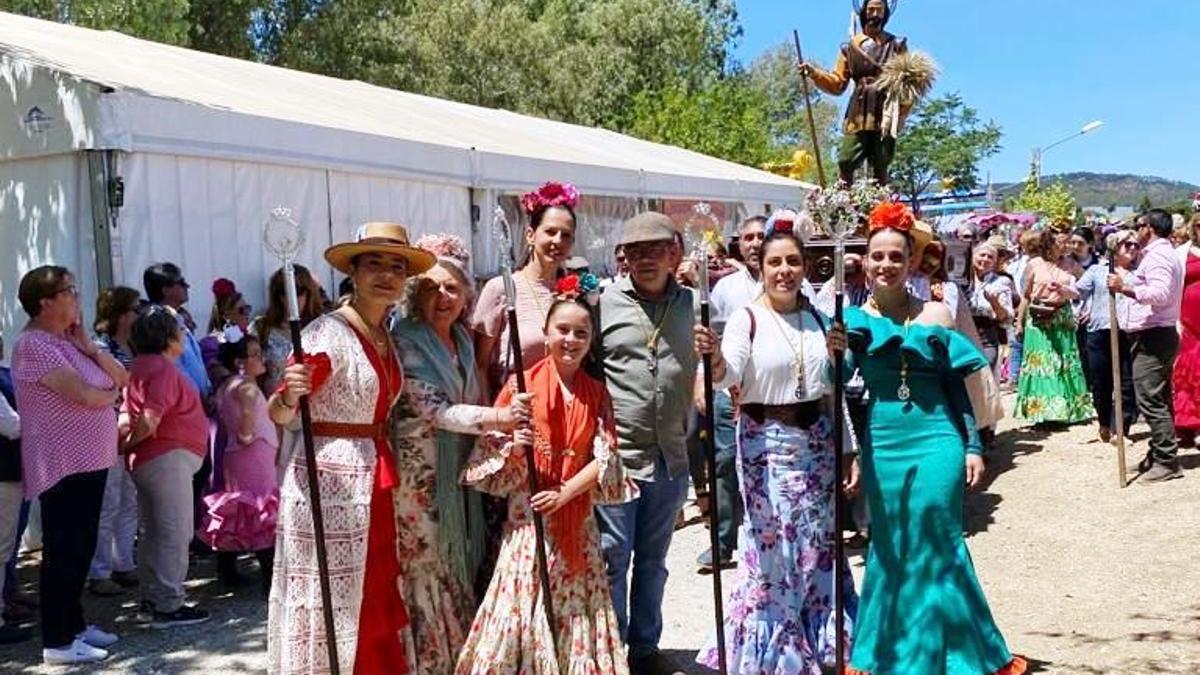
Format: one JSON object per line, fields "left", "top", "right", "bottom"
{"left": 1013, "top": 307, "right": 1093, "bottom": 424}
{"left": 843, "top": 306, "right": 1026, "bottom": 675}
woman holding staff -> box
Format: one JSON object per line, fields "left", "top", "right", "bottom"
{"left": 266, "top": 222, "right": 433, "bottom": 675}
{"left": 843, "top": 203, "right": 1024, "bottom": 675}
{"left": 698, "top": 224, "right": 859, "bottom": 674}
{"left": 389, "top": 234, "right": 531, "bottom": 673}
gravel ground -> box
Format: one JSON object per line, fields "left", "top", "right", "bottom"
{"left": 2, "top": 399, "right": 1198, "bottom": 674}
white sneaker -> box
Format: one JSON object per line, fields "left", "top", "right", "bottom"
{"left": 43, "top": 638, "right": 109, "bottom": 664}
{"left": 78, "top": 624, "right": 119, "bottom": 648}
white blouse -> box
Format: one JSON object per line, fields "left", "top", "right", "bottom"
{"left": 717, "top": 303, "right": 831, "bottom": 405}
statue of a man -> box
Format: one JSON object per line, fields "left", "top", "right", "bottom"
{"left": 800, "top": 0, "right": 909, "bottom": 186}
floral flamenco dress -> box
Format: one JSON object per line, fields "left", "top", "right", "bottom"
{"left": 1014, "top": 262, "right": 1093, "bottom": 424}
{"left": 455, "top": 359, "right": 634, "bottom": 675}
{"left": 844, "top": 306, "right": 1026, "bottom": 675}
{"left": 1174, "top": 250, "right": 1200, "bottom": 438}
{"left": 267, "top": 313, "right": 410, "bottom": 675}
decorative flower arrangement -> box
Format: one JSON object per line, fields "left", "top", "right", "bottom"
{"left": 521, "top": 182, "right": 580, "bottom": 215}
{"left": 414, "top": 233, "right": 471, "bottom": 267}
{"left": 804, "top": 179, "right": 890, "bottom": 239}
{"left": 554, "top": 272, "right": 601, "bottom": 306}
{"left": 868, "top": 201, "right": 916, "bottom": 232}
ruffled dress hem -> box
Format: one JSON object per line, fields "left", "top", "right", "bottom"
{"left": 845, "top": 654, "right": 1028, "bottom": 675}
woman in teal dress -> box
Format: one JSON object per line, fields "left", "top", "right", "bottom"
{"left": 843, "top": 204, "right": 1026, "bottom": 675}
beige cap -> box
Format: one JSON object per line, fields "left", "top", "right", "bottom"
{"left": 621, "top": 212, "right": 677, "bottom": 246}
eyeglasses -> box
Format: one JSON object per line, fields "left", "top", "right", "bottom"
{"left": 1120, "top": 241, "right": 1139, "bottom": 250}
{"left": 623, "top": 241, "right": 671, "bottom": 261}
{"left": 55, "top": 285, "right": 79, "bottom": 298}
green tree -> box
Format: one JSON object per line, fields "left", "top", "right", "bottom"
{"left": 0, "top": 0, "right": 192, "bottom": 45}
{"left": 889, "top": 93, "right": 1002, "bottom": 213}
{"left": 1138, "top": 195, "right": 1153, "bottom": 213}
{"left": 746, "top": 42, "right": 839, "bottom": 182}
{"left": 628, "top": 75, "right": 774, "bottom": 167}
{"left": 1006, "top": 180, "right": 1077, "bottom": 223}
{"left": 186, "top": 0, "right": 264, "bottom": 59}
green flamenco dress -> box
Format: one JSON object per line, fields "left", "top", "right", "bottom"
{"left": 1014, "top": 307, "right": 1093, "bottom": 423}
{"left": 844, "top": 306, "right": 1024, "bottom": 675}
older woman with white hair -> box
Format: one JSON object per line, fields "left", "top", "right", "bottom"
{"left": 388, "top": 234, "right": 531, "bottom": 674}
{"left": 968, "top": 242, "right": 1016, "bottom": 374}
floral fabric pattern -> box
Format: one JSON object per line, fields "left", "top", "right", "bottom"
{"left": 455, "top": 426, "right": 634, "bottom": 675}
{"left": 698, "top": 413, "right": 856, "bottom": 674}
{"left": 1014, "top": 307, "right": 1094, "bottom": 423}
{"left": 390, "top": 377, "right": 490, "bottom": 674}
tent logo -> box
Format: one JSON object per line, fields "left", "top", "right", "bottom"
{"left": 22, "top": 106, "right": 54, "bottom": 134}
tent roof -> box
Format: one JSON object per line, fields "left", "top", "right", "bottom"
{"left": 0, "top": 11, "right": 811, "bottom": 203}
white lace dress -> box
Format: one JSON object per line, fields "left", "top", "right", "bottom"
{"left": 267, "top": 313, "right": 407, "bottom": 674}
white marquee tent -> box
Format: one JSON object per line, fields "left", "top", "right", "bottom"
{"left": 0, "top": 11, "right": 809, "bottom": 338}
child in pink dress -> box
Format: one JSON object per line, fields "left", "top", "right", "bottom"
{"left": 197, "top": 331, "right": 278, "bottom": 592}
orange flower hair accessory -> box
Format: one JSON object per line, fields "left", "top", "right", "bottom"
{"left": 868, "top": 201, "right": 916, "bottom": 232}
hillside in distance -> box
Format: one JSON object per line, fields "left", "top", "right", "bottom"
{"left": 998, "top": 172, "right": 1199, "bottom": 209}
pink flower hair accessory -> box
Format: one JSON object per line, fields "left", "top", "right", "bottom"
{"left": 521, "top": 182, "right": 580, "bottom": 216}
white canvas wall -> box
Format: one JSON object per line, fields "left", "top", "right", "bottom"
{"left": 0, "top": 153, "right": 97, "bottom": 356}
{"left": 115, "top": 153, "right": 332, "bottom": 332}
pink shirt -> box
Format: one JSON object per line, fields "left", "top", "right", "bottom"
{"left": 123, "top": 354, "right": 209, "bottom": 471}
{"left": 1126, "top": 237, "right": 1184, "bottom": 332}
{"left": 12, "top": 329, "right": 118, "bottom": 499}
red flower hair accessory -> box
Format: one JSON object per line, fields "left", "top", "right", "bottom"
{"left": 553, "top": 272, "right": 601, "bottom": 306}
{"left": 555, "top": 274, "right": 582, "bottom": 299}
{"left": 212, "top": 277, "right": 237, "bottom": 300}
{"left": 868, "top": 201, "right": 915, "bottom": 232}
{"left": 521, "top": 182, "right": 580, "bottom": 216}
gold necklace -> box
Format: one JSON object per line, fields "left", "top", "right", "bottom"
{"left": 760, "top": 299, "right": 809, "bottom": 400}
{"left": 634, "top": 293, "right": 676, "bottom": 353}
{"left": 520, "top": 270, "right": 552, "bottom": 325}
{"left": 867, "top": 294, "right": 914, "bottom": 401}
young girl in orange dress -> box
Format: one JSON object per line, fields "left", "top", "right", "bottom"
{"left": 456, "top": 275, "right": 633, "bottom": 675}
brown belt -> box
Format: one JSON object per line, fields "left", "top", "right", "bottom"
{"left": 740, "top": 401, "right": 823, "bottom": 429}
{"left": 311, "top": 421, "right": 388, "bottom": 439}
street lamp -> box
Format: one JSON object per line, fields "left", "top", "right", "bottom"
{"left": 1032, "top": 120, "right": 1104, "bottom": 187}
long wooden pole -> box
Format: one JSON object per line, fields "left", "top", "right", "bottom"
{"left": 697, "top": 256, "right": 727, "bottom": 675}
{"left": 793, "top": 30, "right": 828, "bottom": 188}
{"left": 1108, "top": 255, "right": 1129, "bottom": 488}
{"left": 283, "top": 263, "right": 340, "bottom": 674}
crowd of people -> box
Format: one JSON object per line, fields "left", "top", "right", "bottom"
{"left": 0, "top": 178, "right": 1195, "bottom": 675}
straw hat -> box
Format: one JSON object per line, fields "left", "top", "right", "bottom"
{"left": 909, "top": 220, "right": 935, "bottom": 265}
{"left": 324, "top": 222, "right": 435, "bottom": 275}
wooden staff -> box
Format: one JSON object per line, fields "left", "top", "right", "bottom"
{"left": 693, "top": 218, "right": 727, "bottom": 675}
{"left": 263, "top": 209, "right": 340, "bottom": 674}
{"left": 1108, "top": 253, "right": 1129, "bottom": 488}
{"left": 493, "top": 207, "right": 560, "bottom": 664}
{"left": 793, "top": 30, "right": 828, "bottom": 188}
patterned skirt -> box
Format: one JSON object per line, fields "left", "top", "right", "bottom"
{"left": 698, "top": 412, "right": 857, "bottom": 675}
{"left": 1014, "top": 307, "right": 1094, "bottom": 424}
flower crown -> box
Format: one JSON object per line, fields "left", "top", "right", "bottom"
{"left": 868, "top": 201, "right": 915, "bottom": 232}
{"left": 521, "top": 182, "right": 580, "bottom": 216}
{"left": 554, "top": 272, "right": 601, "bottom": 306}
{"left": 212, "top": 277, "right": 238, "bottom": 300}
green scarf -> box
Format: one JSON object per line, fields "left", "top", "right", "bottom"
{"left": 392, "top": 316, "right": 485, "bottom": 589}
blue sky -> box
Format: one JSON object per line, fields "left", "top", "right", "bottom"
{"left": 733, "top": 0, "right": 1200, "bottom": 186}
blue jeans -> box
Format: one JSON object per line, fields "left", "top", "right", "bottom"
{"left": 1009, "top": 336, "right": 1024, "bottom": 383}
{"left": 597, "top": 455, "right": 689, "bottom": 658}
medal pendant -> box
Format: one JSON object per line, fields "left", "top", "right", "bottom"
{"left": 794, "top": 383, "right": 807, "bottom": 400}
{"left": 897, "top": 381, "right": 911, "bottom": 401}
